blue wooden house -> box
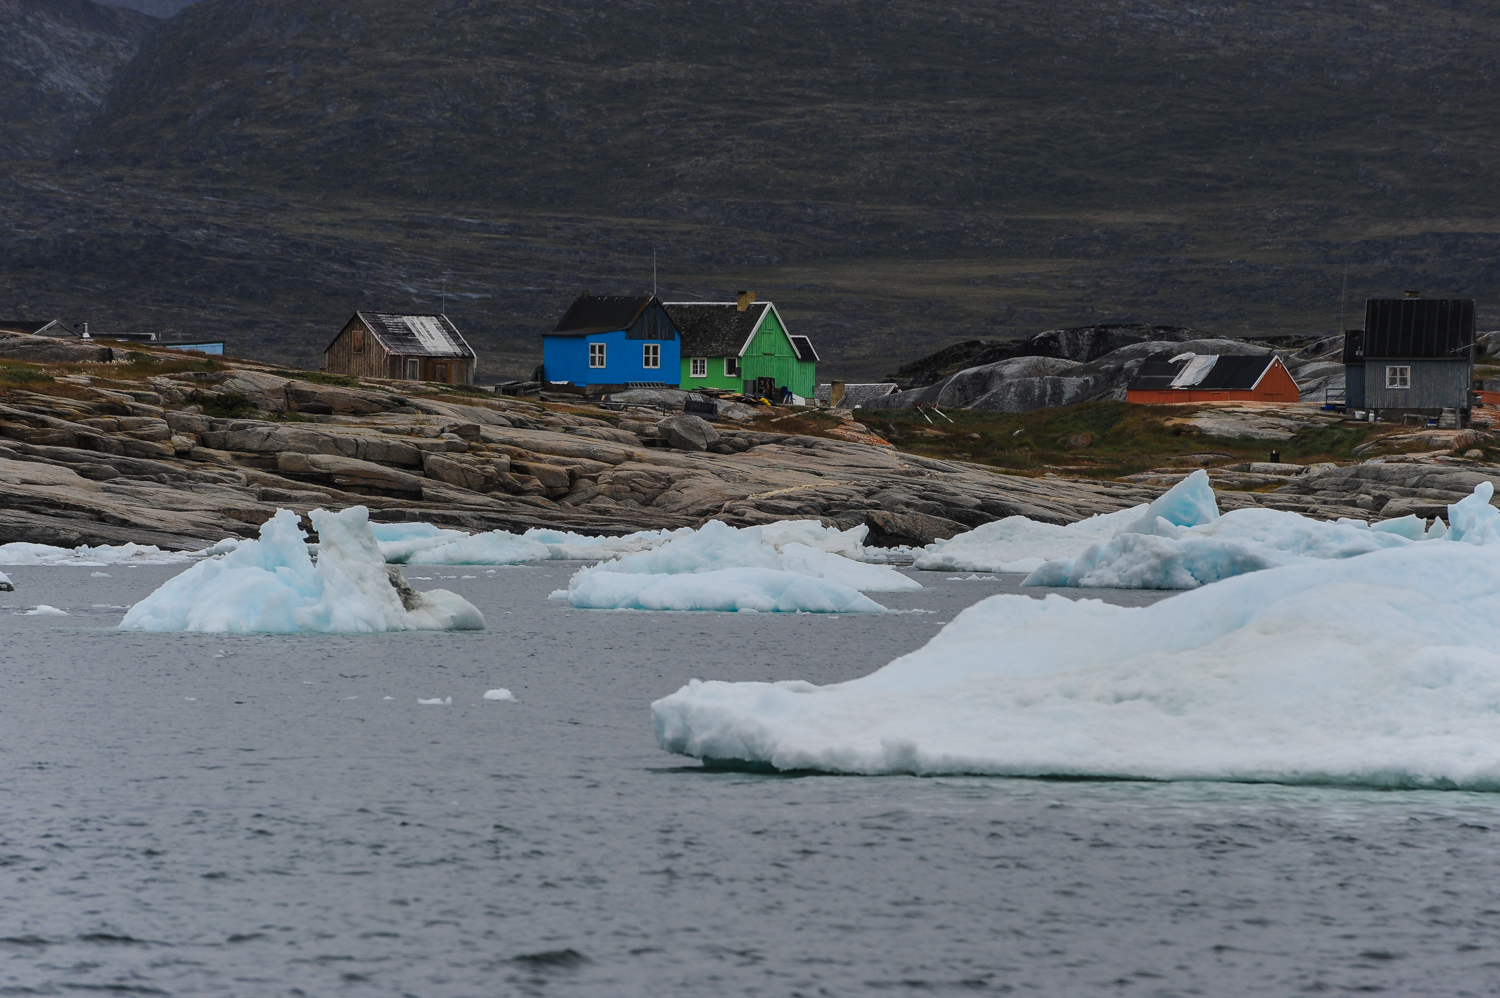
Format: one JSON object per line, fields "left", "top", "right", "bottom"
{"left": 542, "top": 293, "right": 682, "bottom": 389}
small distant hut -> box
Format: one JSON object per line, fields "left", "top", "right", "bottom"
{"left": 1126, "top": 354, "right": 1300, "bottom": 404}
{"left": 325, "top": 312, "right": 476, "bottom": 384}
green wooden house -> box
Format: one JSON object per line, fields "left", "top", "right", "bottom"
{"left": 664, "top": 292, "right": 819, "bottom": 399}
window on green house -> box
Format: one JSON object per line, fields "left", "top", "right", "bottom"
{"left": 690, "top": 357, "right": 707, "bottom": 378}
{"left": 724, "top": 357, "right": 740, "bottom": 377}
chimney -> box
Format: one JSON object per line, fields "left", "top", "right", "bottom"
{"left": 82, "top": 322, "right": 89, "bottom": 339}
{"left": 1404, "top": 289, "right": 1421, "bottom": 299}
{"left": 831, "top": 380, "right": 846, "bottom": 406}
{"left": 736, "top": 290, "right": 756, "bottom": 312}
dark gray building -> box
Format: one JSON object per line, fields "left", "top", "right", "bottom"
{"left": 1343, "top": 297, "right": 1474, "bottom": 421}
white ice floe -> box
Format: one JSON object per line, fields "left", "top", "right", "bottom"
{"left": 653, "top": 542, "right": 1500, "bottom": 787}
{"left": 119, "top": 507, "right": 485, "bottom": 633}
{"left": 22, "top": 604, "right": 67, "bottom": 615}
{"left": 548, "top": 519, "right": 913, "bottom": 611}
{"left": 557, "top": 566, "right": 887, "bottom": 613}
{"left": 914, "top": 470, "right": 1223, "bottom": 574}
{"left": 1023, "top": 474, "right": 1499, "bottom": 590}
{"left": 417, "top": 697, "right": 452, "bottom": 705}
{"left": 369, "top": 518, "right": 879, "bottom": 567}
{"left": 0, "top": 540, "right": 218, "bottom": 567}
{"left": 483, "top": 688, "right": 515, "bottom": 701}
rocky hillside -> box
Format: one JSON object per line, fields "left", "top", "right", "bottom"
{"left": 3, "top": 0, "right": 1500, "bottom": 379}
{"left": 0, "top": 0, "right": 154, "bottom": 160}
{"left": 100, "top": 0, "right": 194, "bottom": 16}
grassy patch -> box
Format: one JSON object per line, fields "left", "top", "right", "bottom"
{"left": 188, "top": 390, "right": 258, "bottom": 419}
{"left": 779, "top": 401, "right": 1379, "bottom": 479}
{"left": 0, "top": 363, "right": 55, "bottom": 387}
{"left": 99, "top": 353, "right": 223, "bottom": 380}
{"left": 289, "top": 371, "right": 362, "bottom": 388}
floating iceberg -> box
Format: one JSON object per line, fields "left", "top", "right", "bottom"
{"left": 370, "top": 521, "right": 550, "bottom": 565}
{"left": 0, "top": 539, "right": 232, "bottom": 567}
{"left": 1024, "top": 477, "right": 1497, "bottom": 590}
{"left": 548, "top": 519, "right": 914, "bottom": 610}
{"left": 0, "top": 569, "right": 11, "bottom": 591}
{"left": 120, "top": 507, "right": 484, "bottom": 633}
{"left": 653, "top": 542, "right": 1500, "bottom": 787}
{"left": 914, "top": 470, "right": 1221, "bottom": 574}
{"left": 369, "top": 517, "right": 876, "bottom": 566}
{"left": 560, "top": 566, "right": 887, "bottom": 613}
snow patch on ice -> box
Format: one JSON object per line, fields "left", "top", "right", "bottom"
{"left": 557, "top": 567, "right": 887, "bottom": 613}
{"left": 119, "top": 507, "right": 485, "bottom": 633}
{"left": 652, "top": 542, "right": 1500, "bottom": 787}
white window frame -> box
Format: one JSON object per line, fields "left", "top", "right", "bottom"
{"left": 642, "top": 343, "right": 660, "bottom": 369}
{"left": 589, "top": 342, "right": 606, "bottom": 369}
{"left": 724, "top": 356, "right": 740, "bottom": 378}
{"left": 690, "top": 357, "right": 707, "bottom": 378}
{"left": 1386, "top": 365, "right": 1411, "bottom": 389}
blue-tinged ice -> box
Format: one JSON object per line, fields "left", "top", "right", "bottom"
{"left": 651, "top": 542, "right": 1500, "bottom": 787}
{"left": 120, "top": 507, "right": 484, "bottom": 633}
{"left": 1120, "top": 469, "right": 1221, "bottom": 534}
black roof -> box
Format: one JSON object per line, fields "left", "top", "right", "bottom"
{"left": 1126, "top": 354, "right": 1277, "bottom": 391}
{"left": 552, "top": 294, "right": 653, "bottom": 335}
{"left": 789, "top": 335, "right": 820, "bottom": 363}
{"left": 663, "top": 301, "right": 769, "bottom": 357}
{"left": 1127, "top": 360, "right": 1180, "bottom": 391}
{"left": 339, "top": 312, "right": 473, "bottom": 358}
{"left": 1357, "top": 299, "right": 1474, "bottom": 359}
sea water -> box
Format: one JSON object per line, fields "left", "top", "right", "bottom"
{"left": 2, "top": 566, "right": 1497, "bottom": 996}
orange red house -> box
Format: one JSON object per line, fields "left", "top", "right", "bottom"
{"left": 1125, "top": 354, "right": 1300, "bottom": 404}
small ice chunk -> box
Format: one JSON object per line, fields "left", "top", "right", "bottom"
{"left": 417, "top": 697, "right": 451, "bottom": 705}
{"left": 90, "top": 571, "right": 111, "bottom": 578}
{"left": 0, "top": 569, "right": 11, "bottom": 591}
{"left": 23, "top": 604, "right": 67, "bottom": 615}
{"left": 483, "top": 689, "right": 515, "bottom": 701}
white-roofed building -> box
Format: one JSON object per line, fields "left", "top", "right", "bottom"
{"left": 324, "top": 312, "right": 477, "bottom": 384}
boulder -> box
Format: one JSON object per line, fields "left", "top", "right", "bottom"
{"left": 863, "top": 509, "right": 968, "bottom": 547}
{"left": 219, "top": 372, "right": 290, "bottom": 411}
{"left": 274, "top": 452, "right": 425, "bottom": 498}
{"left": 658, "top": 414, "right": 720, "bottom": 452}
{"left": 510, "top": 461, "right": 573, "bottom": 497}
{"left": 0, "top": 334, "right": 112, "bottom": 363}
{"left": 421, "top": 453, "right": 501, "bottom": 493}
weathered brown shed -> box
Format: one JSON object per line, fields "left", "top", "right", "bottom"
{"left": 324, "top": 312, "right": 476, "bottom": 384}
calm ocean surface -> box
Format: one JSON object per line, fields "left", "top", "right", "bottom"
{"left": 2, "top": 564, "right": 1498, "bottom": 997}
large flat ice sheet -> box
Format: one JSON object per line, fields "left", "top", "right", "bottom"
{"left": 558, "top": 566, "right": 887, "bottom": 613}
{"left": 653, "top": 543, "right": 1500, "bottom": 787}
{"left": 120, "top": 507, "right": 484, "bottom": 633}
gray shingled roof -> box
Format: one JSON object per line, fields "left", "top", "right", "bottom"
{"left": 356, "top": 312, "right": 473, "bottom": 358}
{"left": 552, "top": 295, "right": 652, "bottom": 336}
{"left": 815, "top": 382, "right": 898, "bottom": 407}
{"left": 663, "top": 302, "right": 768, "bottom": 357}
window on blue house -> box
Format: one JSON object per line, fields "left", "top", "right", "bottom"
{"left": 643, "top": 343, "right": 660, "bottom": 369}
{"left": 690, "top": 357, "right": 707, "bottom": 378}
{"left": 590, "top": 343, "right": 606, "bottom": 368}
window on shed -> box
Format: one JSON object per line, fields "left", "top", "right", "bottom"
{"left": 1386, "top": 365, "right": 1411, "bottom": 389}
{"left": 690, "top": 357, "right": 707, "bottom": 378}
{"left": 351, "top": 327, "right": 365, "bottom": 352}
{"left": 725, "top": 356, "right": 740, "bottom": 377}
{"left": 590, "top": 342, "right": 606, "bottom": 368}
{"left": 643, "top": 343, "right": 660, "bottom": 369}
{"left": 405, "top": 358, "right": 420, "bottom": 380}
